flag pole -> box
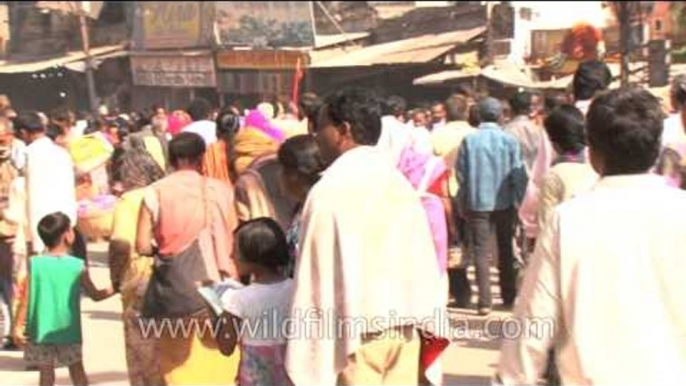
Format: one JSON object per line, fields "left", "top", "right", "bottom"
{"left": 78, "top": 2, "right": 98, "bottom": 117}
{"left": 292, "top": 57, "right": 303, "bottom": 115}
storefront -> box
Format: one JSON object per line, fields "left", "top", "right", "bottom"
{"left": 129, "top": 1, "right": 217, "bottom": 110}
{"left": 130, "top": 52, "right": 218, "bottom": 110}
{"left": 215, "top": 49, "right": 309, "bottom": 109}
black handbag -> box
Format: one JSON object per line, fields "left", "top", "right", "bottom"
{"left": 140, "top": 239, "right": 209, "bottom": 319}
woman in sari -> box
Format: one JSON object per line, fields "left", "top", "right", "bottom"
{"left": 396, "top": 144, "right": 451, "bottom": 385}
{"left": 233, "top": 110, "right": 296, "bottom": 231}
{"left": 276, "top": 135, "right": 325, "bottom": 275}
{"left": 108, "top": 137, "right": 166, "bottom": 385}
{"left": 232, "top": 110, "right": 283, "bottom": 177}
{"left": 203, "top": 109, "right": 240, "bottom": 183}
{"left": 396, "top": 145, "right": 450, "bottom": 303}
{"left": 136, "top": 132, "right": 240, "bottom": 385}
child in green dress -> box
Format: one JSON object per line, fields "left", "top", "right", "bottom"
{"left": 18, "top": 212, "right": 113, "bottom": 386}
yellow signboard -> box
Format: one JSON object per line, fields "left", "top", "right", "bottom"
{"left": 141, "top": 2, "right": 201, "bottom": 49}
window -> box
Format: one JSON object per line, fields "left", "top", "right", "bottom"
{"left": 655, "top": 19, "right": 663, "bottom": 32}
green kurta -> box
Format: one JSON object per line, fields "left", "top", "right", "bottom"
{"left": 27, "top": 255, "right": 83, "bottom": 344}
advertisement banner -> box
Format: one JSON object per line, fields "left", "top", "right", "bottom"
{"left": 216, "top": 2, "right": 315, "bottom": 48}
{"left": 216, "top": 50, "right": 309, "bottom": 70}
{"left": 131, "top": 55, "right": 216, "bottom": 88}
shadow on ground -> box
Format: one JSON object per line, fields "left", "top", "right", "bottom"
{"left": 84, "top": 310, "right": 121, "bottom": 321}
{"left": 55, "top": 370, "right": 128, "bottom": 384}
{"left": 0, "top": 354, "right": 27, "bottom": 372}
{"left": 444, "top": 373, "right": 491, "bottom": 385}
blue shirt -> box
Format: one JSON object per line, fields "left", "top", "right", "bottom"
{"left": 456, "top": 122, "right": 528, "bottom": 212}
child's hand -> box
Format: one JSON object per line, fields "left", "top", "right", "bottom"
{"left": 12, "top": 326, "right": 27, "bottom": 349}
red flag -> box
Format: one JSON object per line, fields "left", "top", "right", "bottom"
{"left": 292, "top": 57, "right": 304, "bottom": 114}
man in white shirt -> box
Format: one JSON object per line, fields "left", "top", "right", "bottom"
{"left": 497, "top": 87, "right": 686, "bottom": 385}
{"left": 287, "top": 88, "right": 447, "bottom": 385}
{"left": 14, "top": 112, "right": 79, "bottom": 257}
{"left": 182, "top": 98, "right": 217, "bottom": 145}
{"left": 430, "top": 101, "right": 447, "bottom": 130}
{"left": 376, "top": 96, "right": 412, "bottom": 164}
{"left": 431, "top": 94, "right": 476, "bottom": 306}
{"left": 410, "top": 109, "right": 434, "bottom": 156}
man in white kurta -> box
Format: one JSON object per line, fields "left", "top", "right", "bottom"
{"left": 17, "top": 112, "right": 77, "bottom": 254}
{"left": 286, "top": 89, "right": 448, "bottom": 385}
{"left": 497, "top": 88, "right": 686, "bottom": 385}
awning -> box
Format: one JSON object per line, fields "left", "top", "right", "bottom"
{"left": 311, "top": 27, "right": 485, "bottom": 68}
{"left": 413, "top": 51, "right": 482, "bottom": 85}
{"left": 128, "top": 49, "right": 213, "bottom": 58}
{"left": 0, "top": 44, "right": 126, "bottom": 74}
{"left": 64, "top": 49, "right": 129, "bottom": 72}
{"left": 314, "top": 32, "right": 370, "bottom": 49}
{"left": 415, "top": 62, "right": 686, "bottom": 90}
{"left": 413, "top": 69, "right": 479, "bottom": 86}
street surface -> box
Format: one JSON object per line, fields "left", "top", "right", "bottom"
{"left": 0, "top": 244, "right": 507, "bottom": 385}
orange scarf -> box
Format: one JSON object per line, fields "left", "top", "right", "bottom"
{"left": 203, "top": 141, "right": 231, "bottom": 182}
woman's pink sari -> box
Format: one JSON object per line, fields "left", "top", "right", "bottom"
{"left": 396, "top": 146, "right": 448, "bottom": 273}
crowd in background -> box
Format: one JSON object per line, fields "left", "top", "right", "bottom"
{"left": 0, "top": 56, "right": 684, "bottom": 386}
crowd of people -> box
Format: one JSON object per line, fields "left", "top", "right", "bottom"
{"left": 0, "top": 56, "right": 684, "bottom": 386}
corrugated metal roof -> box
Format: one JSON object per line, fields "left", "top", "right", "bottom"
{"left": 0, "top": 44, "right": 125, "bottom": 74}
{"left": 311, "top": 27, "right": 485, "bottom": 68}
{"left": 415, "top": 62, "right": 686, "bottom": 89}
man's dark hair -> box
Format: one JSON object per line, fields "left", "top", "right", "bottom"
{"left": 38, "top": 212, "right": 71, "bottom": 249}
{"left": 431, "top": 101, "right": 445, "bottom": 109}
{"left": 544, "top": 105, "right": 586, "bottom": 154}
{"left": 187, "top": 98, "right": 212, "bottom": 121}
{"left": 321, "top": 88, "right": 382, "bottom": 146}
{"left": 49, "top": 107, "right": 72, "bottom": 126}
{"left": 278, "top": 134, "right": 325, "bottom": 188}
{"left": 132, "top": 116, "right": 151, "bottom": 134}
{"left": 544, "top": 92, "right": 568, "bottom": 115}
{"left": 468, "top": 104, "right": 481, "bottom": 128}
{"left": 445, "top": 94, "right": 469, "bottom": 122}
{"left": 477, "top": 97, "right": 503, "bottom": 123}
{"left": 14, "top": 111, "right": 45, "bottom": 134}
{"left": 573, "top": 59, "right": 612, "bottom": 102}
{"left": 509, "top": 91, "right": 533, "bottom": 116}
{"left": 382, "top": 96, "right": 407, "bottom": 117}
{"left": 587, "top": 87, "right": 664, "bottom": 175}
{"left": 298, "top": 92, "right": 322, "bottom": 122}
{"left": 168, "top": 132, "right": 206, "bottom": 168}
{"left": 451, "top": 84, "right": 475, "bottom": 99}
{"left": 46, "top": 123, "right": 65, "bottom": 142}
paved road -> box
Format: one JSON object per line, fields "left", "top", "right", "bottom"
{"left": 0, "top": 244, "right": 507, "bottom": 385}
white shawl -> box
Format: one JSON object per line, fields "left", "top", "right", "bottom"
{"left": 286, "top": 146, "right": 448, "bottom": 385}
